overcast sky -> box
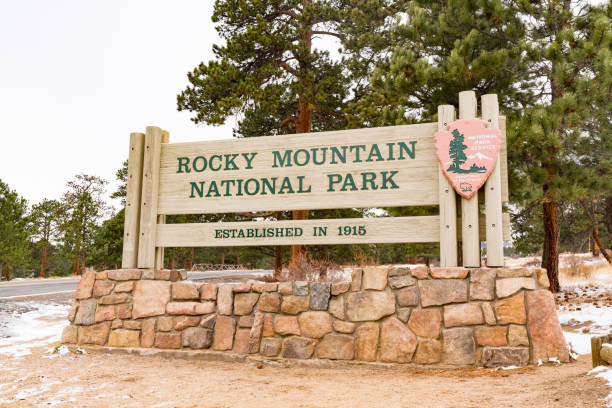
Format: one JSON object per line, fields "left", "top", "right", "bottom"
{"left": 0, "top": 1, "right": 235, "bottom": 209}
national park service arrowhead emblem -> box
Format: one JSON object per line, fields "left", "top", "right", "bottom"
{"left": 434, "top": 118, "right": 502, "bottom": 199}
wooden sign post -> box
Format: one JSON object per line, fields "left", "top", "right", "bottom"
{"left": 122, "top": 91, "right": 509, "bottom": 268}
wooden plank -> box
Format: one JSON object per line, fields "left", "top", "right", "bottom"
{"left": 156, "top": 216, "right": 440, "bottom": 248}
{"left": 157, "top": 123, "right": 441, "bottom": 214}
{"left": 155, "top": 130, "right": 170, "bottom": 270}
{"left": 458, "top": 91, "right": 481, "bottom": 267}
{"left": 591, "top": 337, "right": 603, "bottom": 368}
{"left": 458, "top": 213, "right": 510, "bottom": 241}
{"left": 137, "top": 126, "right": 163, "bottom": 268}
{"left": 121, "top": 132, "right": 145, "bottom": 268}
{"left": 499, "top": 116, "right": 509, "bottom": 202}
{"left": 437, "top": 105, "right": 457, "bottom": 267}
{"left": 482, "top": 94, "right": 504, "bottom": 267}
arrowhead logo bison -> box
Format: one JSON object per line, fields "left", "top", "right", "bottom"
{"left": 434, "top": 118, "right": 501, "bottom": 199}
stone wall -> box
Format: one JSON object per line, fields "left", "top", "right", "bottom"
{"left": 62, "top": 265, "right": 569, "bottom": 367}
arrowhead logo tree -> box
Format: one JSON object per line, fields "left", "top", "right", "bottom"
{"left": 435, "top": 118, "right": 502, "bottom": 199}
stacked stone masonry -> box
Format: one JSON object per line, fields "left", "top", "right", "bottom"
{"left": 62, "top": 265, "right": 569, "bottom": 367}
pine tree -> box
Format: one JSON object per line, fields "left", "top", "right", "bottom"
{"left": 177, "top": 0, "right": 404, "bottom": 269}
{"left": 0, "top": 179, "right": 29, "bottom": 281}
{"left": 448, "top": 129, "right": 468, "bottom": 173}
{"left": 30, "top": 199, "right": 63, "bottom": 278}
{"left": 60, "top": 174, "right": 109, "bottom": 275}
{"left": 346, "top": 0, "right": 529, "bottom": 127}
{"left": 508, "top": 1, "right": 612, "bottom": 291}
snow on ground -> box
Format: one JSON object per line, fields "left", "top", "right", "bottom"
{"left": 0, "top": 302, "right": 70, "bottom": 358}
{"left": 589, "top": 366, "right": 612, "bottom": 407}
{"left": 557, "top": 268, "right": 612, "bottom": 407}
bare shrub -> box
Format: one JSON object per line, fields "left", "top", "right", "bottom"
{"left": 287, "top": 253, "right": 348, "bottom": 282}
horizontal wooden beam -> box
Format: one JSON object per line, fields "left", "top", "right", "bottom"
{"left": 156, "top": 216, "right": 440, "bottom": 247}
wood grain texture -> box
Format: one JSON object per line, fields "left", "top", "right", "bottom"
{"left": 156, "top": 216, "right": 440, "bottom": 247}
{"left": 157, "top": 124, "right": 440, "bottom": 214}
{"left": 137, "top": 126, "right": 162, "bottom": 268}
{"left": 481, "top": 94, "right": 504, "bottom": 266}
{"left": 437, "top": 105, "right": 458, "bottom": 267}
{"left": 499, "top": 116, "right": 509, "bottom": 202}
{"left": 154, "top": 130, "right": 170, "bottom": 269}
{"left": 458, "top": 91, "right": 481, "bottom": 267}
{"left": 121, "top": 132, "right": 144, "bottom": 268}
{"left": 457, "top": 213, "right": 510, "bottom": 241}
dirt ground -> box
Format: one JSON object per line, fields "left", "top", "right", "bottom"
{"left": 0, "top": 347, "right": 608, "bottom": 408}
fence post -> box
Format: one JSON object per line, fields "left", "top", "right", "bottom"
{"left": 438, "top": 105, "right": 458, "bottom": 267}
{"left": 458, "top": 91, "right": 481, "bottom": 267}
{"left": 154, "top": 130, "right": 169, "bottom": 270}
{"left": 137, "top": 126, "right": 162, "bottom": 269}
{"left": 481, "top": 94, "right": 504, "bottom": 266}
{"left": 121, "top": 132, "right": 145, "bottom": 268}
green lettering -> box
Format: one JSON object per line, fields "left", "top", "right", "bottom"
{"left": 278, "top": 177, "right": 295, "bottom": 194}
{"left": 220, "top": 179, "right": 235, "bottom": 196}
{"left": 241, "top": 152, "right": 257, "bottom": 169}
{"left": 244, "top": 178, "right": 260, "bottom": 195}
{"left": 330, "top": 146, "right": 346, "bottom": 164}
{"left": 272, "top": 150, "right": 292, "bottom": 167}
{"left": 361, "top": 172, "right": 378, "bottom": 190}
{"left": 192, "top": 156, "right": 207, "bottom": 172}
{"left": 261, "top": 177, "right": 277, "bottom": 195}
{"left": 327, "top": 174, "right": 342, "bottom": 191}
{"left": 366, "top": 144, "right": 384, "bottom": 162}
{"left": 177, "top": 157, "right": 191, "bottom": 173}
{"left": 341, "top": 173, "right": 358, "bottom": 191}
{"left": 381, "top": 171, "right": 399, "bottom": 189}
{"left": 398, "top": 141, "right": 416, "bottom": 159}
{"left": 206, "top": 180, "right": 220, "bottom": 197}
{"left": 386, "top": 143, "right": 395, "bottom": 161}
{"left": 209, "top": 155, "right": 222, "bottom": 171}
{"left": 312, "top": 147, "right": 327, "bottom": 165}
{"left": 297, "top": 176, "right": 311, "bottom": 193}
{"left": 349, "top": 145, "right": 366, "bottom": 162}
{"left": 189, "top": 181, "right": 205, "bottom": 198}
{"left": 224, "top": 153, "right": 239, "bottom": 170}
{"left": 294, "top": 149, "right": 310, "bottom": 166}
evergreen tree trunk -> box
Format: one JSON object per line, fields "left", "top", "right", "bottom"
{"left": 185, "top": 247, "right": 194, "bottom": 270}
{"left": 542, "top": 200, "right": 560, "bottom": 292}
{"left": 221, "top": 248, "right": 226, "bottom": 265}
{"left": 73, "top": 256, "right": 79, "bottom": 276}
{"left": 606, "top": 197, "right": 612, "bottom": 236}
{"left": 593, "top": 225, "right": 611, "bottom": 263}
{"left": 289, "top": 5, "right": 313, "bottom": 269}
{"left": 40, "top": 244, "right": 47, "bottom": 278}
{"left": 6, "top": 266, "right": 11, "bottom": 281}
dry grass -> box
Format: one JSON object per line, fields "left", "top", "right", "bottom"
{"left": 286, "top": 253, "right": 349, "bottom": 282}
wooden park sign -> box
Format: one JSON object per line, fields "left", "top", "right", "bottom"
{"left": 121, "top": 91, "right": 509, "bottom": 270}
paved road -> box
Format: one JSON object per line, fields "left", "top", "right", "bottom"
{"left": 0, "top": 278, "right": 80, "bottom": 299}
{"left": 0, "top": 270, "right": 273, "bottom": 299}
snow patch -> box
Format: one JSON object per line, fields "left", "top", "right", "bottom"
{"left": 0, "top": 302, "right": 69, "bottom": 358}
{"left": 589, "top": 366, "right": 612, "bottom": 407}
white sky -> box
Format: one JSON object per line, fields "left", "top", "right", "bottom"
{"left": 0, "top": 1, "right": 235, "bottom": 209}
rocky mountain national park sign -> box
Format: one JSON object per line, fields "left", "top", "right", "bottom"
{"left": 62, "top": 90, "right": 571, "bottom": 369}
{"left": 121, "top": 91, "right": 510, "bottom": 270}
